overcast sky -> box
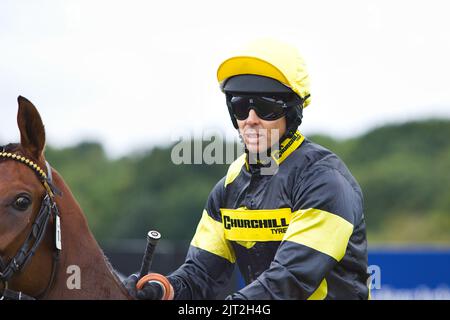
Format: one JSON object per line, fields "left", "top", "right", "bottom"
{"left": 1, "top": 0, "right": 449, "bottom": 157}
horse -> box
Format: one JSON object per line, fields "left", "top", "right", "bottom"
{"left": 0, "top": 96, "right": 132, "bottom": 299}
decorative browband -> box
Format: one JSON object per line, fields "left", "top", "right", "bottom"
{"left": 0, "top": 151, "right": 54, "bottom": 197}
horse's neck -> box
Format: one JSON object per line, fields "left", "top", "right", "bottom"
{"left": 46, "top": 173, "right": 131, "bottom": 300}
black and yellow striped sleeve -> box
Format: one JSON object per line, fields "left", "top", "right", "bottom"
{"left": 235, "top": 165, "right": 361, "bottom": 299}
{"left": 168, "top": 177, "right": 235, "bottom": 299}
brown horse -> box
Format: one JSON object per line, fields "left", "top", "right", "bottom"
{"left": 0, "top": 96, "right": 132, "bottom": 299}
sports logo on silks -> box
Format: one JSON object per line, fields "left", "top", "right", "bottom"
{"left": 220, "top": 208, "right": 292, "bottom": 241}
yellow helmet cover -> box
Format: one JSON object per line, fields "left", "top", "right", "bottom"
{"left": 217, "top": 38, "right": 311, "bottom": 108}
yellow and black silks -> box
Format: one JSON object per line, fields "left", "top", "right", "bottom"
{"left": 167, "top": 131, "right": 369, "bottom": 300}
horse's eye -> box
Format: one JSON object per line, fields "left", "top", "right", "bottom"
{"left": 13, "top": 196, "right": 32, "bottom": 211}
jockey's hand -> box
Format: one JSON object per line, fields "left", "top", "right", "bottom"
{"left": 122, "top": 274, "right": 163, "bottom": 300}
{"left": 136, "top": 281, "right": 164, "bottom": 300}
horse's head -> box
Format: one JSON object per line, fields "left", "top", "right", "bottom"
{"left": 0, "top": 96, "right": 60, "bottom": 299}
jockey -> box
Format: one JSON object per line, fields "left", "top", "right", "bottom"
{"left": 124, "top": 38, "right": 370, "bottom": 300}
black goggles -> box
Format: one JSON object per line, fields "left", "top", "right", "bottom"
{"left": 227, "top": 95, "right": 290, "bottom": 121}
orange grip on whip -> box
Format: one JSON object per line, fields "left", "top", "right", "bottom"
{"left": 136, "top": 273, "right": 174, "bottom": 300}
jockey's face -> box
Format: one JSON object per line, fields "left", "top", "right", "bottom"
{"left": 237, "top": 110, "right": 286, "bottom": 154}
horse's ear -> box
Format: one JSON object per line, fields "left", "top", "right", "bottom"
{"left": 17, "top": 96, "right": 46, "bottom": 160}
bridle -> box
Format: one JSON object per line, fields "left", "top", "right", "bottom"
{"left": 0, "top": 145, "right": 62, "bottom": 300}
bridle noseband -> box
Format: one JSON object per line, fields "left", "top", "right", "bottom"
{"left": 0, "top": 145, "right": 62, "bottom": 300}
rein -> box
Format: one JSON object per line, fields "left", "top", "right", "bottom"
{"left": 0, "top": 146, "right": 62, "bottom": 300}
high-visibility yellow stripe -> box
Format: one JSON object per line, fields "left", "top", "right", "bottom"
{"left": 224, "top": 153, "right": 247, "bottom": 187}
{"left": 283, "top": 208, "right": 353, "bottom": 261}
{"left": 308, "top": 279, "right": 328, "bottom": 300}
{"left": 221, "top": 208, "right": 292, "bottom": 242}
{"left": 191, "top": 210, "right": 236, "bottom": 263}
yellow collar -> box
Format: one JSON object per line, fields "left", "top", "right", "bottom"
{"left": 244, "top": 130, "right": 305, "bottom": 170}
